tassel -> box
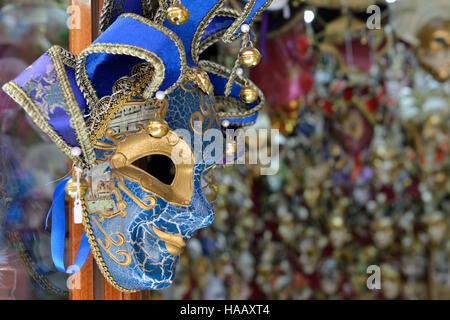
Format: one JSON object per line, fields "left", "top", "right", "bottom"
{"left": 73, "top": 167, "right": 83, "bottom": 224}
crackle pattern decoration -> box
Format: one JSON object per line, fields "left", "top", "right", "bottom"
{"left": 84, "top": 80, "right": 219, "bottom": 290}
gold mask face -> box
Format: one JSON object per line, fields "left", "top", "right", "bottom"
{"left": 416, "top": 19, "right": 450, "bottom": 82}
{"left": 104, "top": 124, "right": 195, "bottom": 207}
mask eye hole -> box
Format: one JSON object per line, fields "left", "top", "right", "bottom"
{"left": 133, "top": 154, "right": 176, "bottom": 185}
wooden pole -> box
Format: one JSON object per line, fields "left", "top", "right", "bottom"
{"left": 68, "top": 0, "right": 145, "bottom": 300}
{"left": 68, "top": 0, "right": 95, "bottom": 301}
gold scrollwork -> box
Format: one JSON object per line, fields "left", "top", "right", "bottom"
{"left": 190, "top": 111, "right": 205, "bottom": 135}
{"left": 91, "top": 216, "right": 132, "bottom": 266}
{"left": 112, "top": 171, "right": 157, "bottom": 211}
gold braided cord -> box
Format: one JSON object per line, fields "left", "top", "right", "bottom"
{"left": 198, "top": 60, "right": 265, "bottom": 123}
{"left": 81, "top": 200, "right": 137, "bottom": 293}
{"left": 193, "top": 7, "right": 240, "bottom": 64}
{"left": 48, "top": 46, "right": 97, "bottom": 169}
{"left": 76, "top": 43, "right": 165, "bottom": 107}
{"left": 222, "top": 0, "right": 273, "bottom": 43}
{"left": 190, "top": 0, "right": 228, "bottom": 64}
{"left": 120, "top": 13, "right": 188, "bottom": 96}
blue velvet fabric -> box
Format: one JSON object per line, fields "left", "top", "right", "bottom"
{"left": 163, "top": 0, "right": 220, "bottom": 66}
{"left": 65, "top": 65, "right": 89, "bottom": 118}
{"left": 109, "top": 0, "right": 145, "bottom": 23}
{"left": 201, "top": 15, "right": 235, "bottom": 42}
{"left": 86, "top": 15, "right": 183, "bottom": 97}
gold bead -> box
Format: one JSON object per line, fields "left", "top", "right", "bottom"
{"left": 146, "top": 120, "right": 169, "bottom": 138}
{"left": 239, "top": 47, "right": 261, "bottom": 68}
{"left": 239, "top": 86, "right": 258, "bottom": 104}
{"left": 65, "top": 177, "right": 89, "bottom": 198}
{"left": 167, "top": 4, "right": 190, "bottom": 25}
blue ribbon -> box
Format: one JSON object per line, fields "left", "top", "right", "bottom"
{"left": 46, "top": 177, "right": 91, "bottom": 274}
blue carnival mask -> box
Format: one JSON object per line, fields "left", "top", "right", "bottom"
{"left": 3, "top": 0, "right": 271, "bottom": 291}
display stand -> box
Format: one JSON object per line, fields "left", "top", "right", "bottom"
{"left": 68, "top": 0, "right": 147, "bottom": 300}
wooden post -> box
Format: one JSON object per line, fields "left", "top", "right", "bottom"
{"left": 69, "top": 0, "right": 96, "bottom": 301}
{"left": 68, "top": 0, "right": 146, "bottom": 300}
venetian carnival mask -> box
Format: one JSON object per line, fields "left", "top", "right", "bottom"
{"left": 3, "top": 0, "right": 271, "bottom": 291}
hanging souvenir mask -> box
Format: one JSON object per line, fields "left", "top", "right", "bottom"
{"left": 251, "top": 26, "right": 316, "bottom": 136}
{"left": 317, "top": 14, "right": 391, "bottom": 75}
{"left": 314, "top": 79, "right": 386, "bottom": 180}
{"left": 2, "top": 0, "right": 272, "bottom": 292}
{"left": 393, "top": 0, "right": 450, "bottom": 82}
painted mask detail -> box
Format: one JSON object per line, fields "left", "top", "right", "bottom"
{"left": 85, "top": 77, "right": 220, "bottom": 291}
{"left": 3, "top": 0, "right": 272, "bottom": 292}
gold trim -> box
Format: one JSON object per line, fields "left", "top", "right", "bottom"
{"left": 77, "top": 43, "right": 166, "bottom": 106}
{"left": 91, "top": 216, "right": 132, "bottom": 267}
{"left": 195, "top": 8, "right": 240, "bottom": 62}
{"left": 112, "top": 171, "right": 158, "bottom": 211}
{"left": 1, "top": 82, "right": 83, "bottom": 168}
{"left": 198, "top": 60, "right": 264, "bottom": 124}
{"left": 78, "top": 13, "right": 188, "bottom": 107}
{"left": 191, "top": 0, "right": 228, "bottom": 64}
{"left": 87, "top": 63, "right": 156, "bottom": 145}
{"left": 99, "top": 0, "right": 154, "bottom": 33}
{"left": 48, "top": 46, "right": 97, "bottom": 169}
{"left": 82, "top": 200, "right": 137, "bottom": 293}
{"left": 222, "top": 0, "right": 273, "bottom": 43}
{"left": 120, "top": 13, "right": 188, "bottom": 96}
{"left": 154, "top": 0, "right": 169, "bottom": 25}
{"left": 108, "top": 127, "right": 195, "bottom": 207}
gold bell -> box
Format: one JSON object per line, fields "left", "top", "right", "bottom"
{"left": 146, "top": 120, "right": 169, "bottom": 138}
{"left": 65, "top": 177, "right": 89, "bottom": 198}
{"left": 167, "top": 3, "right": 190, "bottom": 25}
{"left": 239, "top": 47, "right": 262, "bottom": 68}
{"left": 239, "top": 86, "right": 258, "bottom": 104}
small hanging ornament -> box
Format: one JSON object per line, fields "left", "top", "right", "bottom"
{"left": 167, "top": 0, "right": 190, "bottom": 25}
{"left": 239, "top": 81, "right": 258, "bottom": 103}
{"left": 65, "top": 167, "right": 89, "bottom": 224}
{"left": 238, "top": 25, "right": 261, "bottom": 68}
{"left": 239, "top": 46, "right": 262, "bottom": 68}
{"left": 65, "top": 175, "right": 89, "bottom": 198}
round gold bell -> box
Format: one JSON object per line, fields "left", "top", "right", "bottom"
{"left": 146, "top": 120, "right": 169, "bottom": 138}
{"left": 65, "top": 177, "right": 89, "bottom": 198}
{"left": 239, "top": 47, "right": 261, "bottom": 68}
{"left": 239, "top": 86, "right": 258, "bottom": 104}
{"left": 167, "top": 4, "right": 190, "bottom": 25}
